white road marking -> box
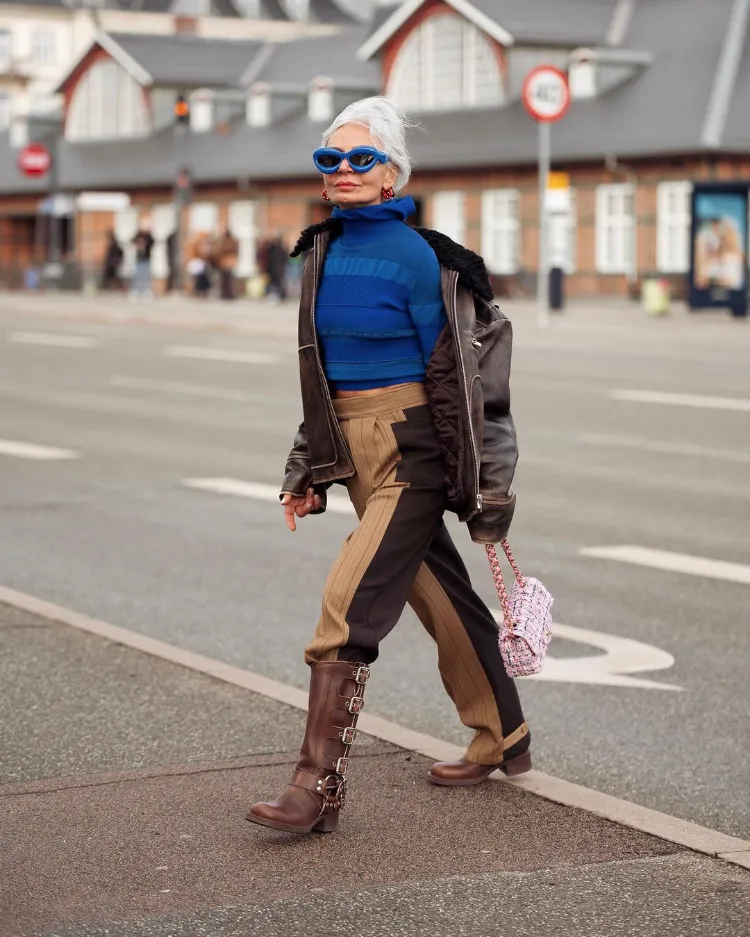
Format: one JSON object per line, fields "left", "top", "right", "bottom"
{"left": 610, "top": 389, "right": 750, "bottom": 413}
{"left": 8, "top": 331, "right": 98, "bottom": 349}
{"left": 0, "top": 438, "right": 80, "bottom": 460}
{"left": 110, "top": 375, "right": 254, "bottom": 402}
{"left": 581, "top": 545, "right": 750, "bottom": 585}
{"left": 491, "top": 614, "right": 682, "bottom": 691}
{"left": 579, "top": 432, "right": 750, "bottom": 464}
{"left": 3, "top": 584, "right": 748, "bottom": 859}
{"left": 164, "top": 346, "right": 278, "bottom": 365}
{"left": 181, "top": 477, "right": 355, "bottom": 514}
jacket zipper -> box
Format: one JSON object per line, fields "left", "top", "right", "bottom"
{"left": 449, "top": 270, "right": 482, "bottom": 514}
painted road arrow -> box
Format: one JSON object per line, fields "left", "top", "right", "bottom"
{"left": 492, "top": 615, "right": 683, "bottom": 691}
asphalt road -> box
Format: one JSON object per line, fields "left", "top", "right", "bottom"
{"left": 0, "top": 295, "right": 748, "bottom": 838}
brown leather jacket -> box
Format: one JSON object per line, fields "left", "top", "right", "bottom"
{"left": 281, "top": 222, "right": 518, "bottom": 543}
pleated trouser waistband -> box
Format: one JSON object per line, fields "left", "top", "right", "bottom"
{"left": 332, "top": 382, "right": 428, "bottom": 421}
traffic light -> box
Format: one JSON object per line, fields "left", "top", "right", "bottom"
{"left": 174, "top": 94, "right": 190, "bottom": 125}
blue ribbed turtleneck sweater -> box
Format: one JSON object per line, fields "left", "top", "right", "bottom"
{"left": 315, "top": 196, "right": 447, "bottom": 391}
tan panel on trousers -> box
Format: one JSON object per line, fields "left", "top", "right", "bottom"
{"left": 409, "top": 565, "right": 511, "bottom": 765}
{"left": 305, "top": 409, "right": 408, "bottom": 664}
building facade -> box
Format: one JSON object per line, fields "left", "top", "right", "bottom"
{"left": 1, "top": 0, "right": 749, "bottom": 297}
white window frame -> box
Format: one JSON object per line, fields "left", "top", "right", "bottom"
{"left": 0, "top": 91, "right": 11, "bottom": 131}
{"left": 31, "top": 29, "right": 57, "bottom": 65}
{"left": 189, "top": 202, "right": 219, "bottom": 235}
{"left": 228, "top": 199, "right": 259, "bottom": 278}
{"left": 432, "top": 191, "right": 466, "bottom": 246}
{"left": 0, "top": 29, "right": 13, "bottom": 63}
{"left": 656, "top": 181, "right": 692, "bottom": 274}
{"left": 547, "top": 189, "right": 577, "bottom": 274}
{"left": 67, "top": 59, "right": 149, "bottom": 142}
{"left": 481, "top": 189, "right": 520, "bottom": 275}
{"left": 150, "top": 203, "right": 177, "bottom": 280}
{"left": 596, "top": 183, "right": 635, "bottom": 275}
{"left": 387, "top": 13, "right": 504, "bottom": 112}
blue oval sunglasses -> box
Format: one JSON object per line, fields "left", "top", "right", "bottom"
{"left": 313, "top": 146, "right": 390, "bottom": 174}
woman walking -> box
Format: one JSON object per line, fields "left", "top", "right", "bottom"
{"left": 247, "top": 97, "right": 530, "bottom": 835}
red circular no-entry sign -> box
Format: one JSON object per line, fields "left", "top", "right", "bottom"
{"left": 18, "top": 143, "right": 52, "bottom": 178}
{"left": 522, "top": 65, "right": 571, "bottom": 123}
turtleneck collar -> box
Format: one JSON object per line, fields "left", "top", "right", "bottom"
{"left": 331, "top": 196, "right": 415, "bottom": 246}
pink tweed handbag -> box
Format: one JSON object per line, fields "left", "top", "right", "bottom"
{"left": 486, "top": 540, "right": 554, "bottom": 678}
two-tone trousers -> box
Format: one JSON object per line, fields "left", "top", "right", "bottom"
{"left": 305, "top": 383, "right": 529, "bottom": 766}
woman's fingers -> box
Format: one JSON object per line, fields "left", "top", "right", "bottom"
{"left": 281, "top": 489, "right": 322, "bottom": 532}
{"left": 281, "top": 493, "right": 297, "bottom": 532}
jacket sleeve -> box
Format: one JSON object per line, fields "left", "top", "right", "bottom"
{"left": 280, "top": 422, "right": 328, "bottom": 514}
{"left": 466, "top": 313, "right": 518, "bottom": 544}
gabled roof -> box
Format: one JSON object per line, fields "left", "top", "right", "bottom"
{"left": 58, "top": 31, "right": 266, "bottom": 90}
{"left": 464, "top": 0, "right": 618, "bottom": 45}
{"left": 358, "top": 0, "right": 623, "bottom": 59}
{"left": 243, "top": 27, "right": 378, "bottom": 86}
{"left": 359, "top": 0, "right": 513, "bottom": 58}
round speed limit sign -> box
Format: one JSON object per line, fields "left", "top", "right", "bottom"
{"left": 522, "top": 65, "right": 570, "bottom": 122}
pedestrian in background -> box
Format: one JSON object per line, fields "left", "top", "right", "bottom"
{"left": 188, "top": 233, "right": 212, "bottom": 299}
{"left": 130, "top": 224, "right": 154, "bottom": 301}
{"left": 247, "top": 96, "right": 529, "bottom": 836}
{"left": 213, "top": 228, "right": 239, "bottom": 300}
{"left": 265, "top": 232, "right": 289, "bottom": 302}
{"left": 100, "top": 230, "right": 123, "bottom": 291}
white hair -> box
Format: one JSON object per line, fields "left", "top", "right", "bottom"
{"left": 321, "top": 96, "right": 415, "bottom": 192}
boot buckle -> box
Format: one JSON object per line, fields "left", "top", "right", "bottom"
{"left": 347, "top": 695, "right": 364, "bottom": 714}
{"left": 340, "top": 726, "right": 356, "bottom": 744}
{"left": 354, "top": 665, "right": 370, "bottom": 685}
{"left": 334, "top": 756, "right": 349, "bottom": 774}
{"left": 322, "top": 774, "right": 346, "bottom": 808}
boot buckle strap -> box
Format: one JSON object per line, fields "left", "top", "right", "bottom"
{"left": 347, "top": 695, "right": 364, "bottom": 714}
{"left": 291, "top": 770, "right": 346, "bottom": 804}
{"left": 333, "top": 756, "right": 349, "bottom": 774}
{"left": 354, "top": 665, "right": 370, "bottom": 685}
{"left": 340, "top": 726, "right": 356, "bottom": 744}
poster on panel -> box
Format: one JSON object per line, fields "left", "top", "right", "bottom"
{"left": 689, "top": 183, "right": 748, "bottom": 315}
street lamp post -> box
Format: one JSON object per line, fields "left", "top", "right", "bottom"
{"left": 171, "top": 94, "right": 191, "bottom": 294}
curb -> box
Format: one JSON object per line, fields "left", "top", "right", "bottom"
{"left": 2, "top": 585, "right": 749, "bottom": 871}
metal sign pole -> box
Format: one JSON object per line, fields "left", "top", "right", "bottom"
{"left": 537, "top": 120, "right": 551, "bottom": 329}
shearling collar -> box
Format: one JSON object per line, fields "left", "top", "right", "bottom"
{"left": 290, "top": 218, "right": 494, "bottom": 302}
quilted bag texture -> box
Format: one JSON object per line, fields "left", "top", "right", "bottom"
{"left": 487, "top": 542, "right": 554, "bottom": 678}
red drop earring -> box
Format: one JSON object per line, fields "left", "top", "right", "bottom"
{"left": 321, "top": 189, "right": 331, "bottom": 201}
{"left": 381, "top": 186, "right": 395, "bottom": 200}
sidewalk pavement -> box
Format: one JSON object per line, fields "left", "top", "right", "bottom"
{"left": 2, "top": 602, "right": 749, "bottom": 937}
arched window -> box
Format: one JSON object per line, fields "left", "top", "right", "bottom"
{"left": 67, "top": 59, "right": 149, "bottom": 142}
{"left": 388, "top": 13, "right": 504, "bottom": 111}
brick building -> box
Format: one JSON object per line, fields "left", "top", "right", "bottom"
{"left": 1, "top": 0, "right": 750, "bottom": 297}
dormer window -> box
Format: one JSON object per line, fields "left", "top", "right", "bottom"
{"left": 308, "top": 78, "right": 333, "bottom": 122}
{"left": 248, "top": 84, "right": 270, "bottom": 127}
{"left": 387, "top": 13, "right": 504, "bottom": 112}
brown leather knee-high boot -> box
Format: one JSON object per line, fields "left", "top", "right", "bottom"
{"left": 246, "top": 660, "right": 370, "bottom": 834}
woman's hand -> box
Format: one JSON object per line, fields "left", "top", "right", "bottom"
{"left": 281, "top": 488, "right": 322, "bottom": 532}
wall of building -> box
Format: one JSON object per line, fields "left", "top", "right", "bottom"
{"left": 4, "top": 155, "right": 750, "bottom": 297}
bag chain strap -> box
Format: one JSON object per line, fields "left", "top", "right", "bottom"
{"left": 485, "top": 540, "right": 526, "bottom": 633}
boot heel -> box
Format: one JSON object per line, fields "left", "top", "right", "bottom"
{"left": 312, "top": 810, "right": 339, "bottom": 833}
{"left": 499, "top": 750, "right": 532, "bottom": 777}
